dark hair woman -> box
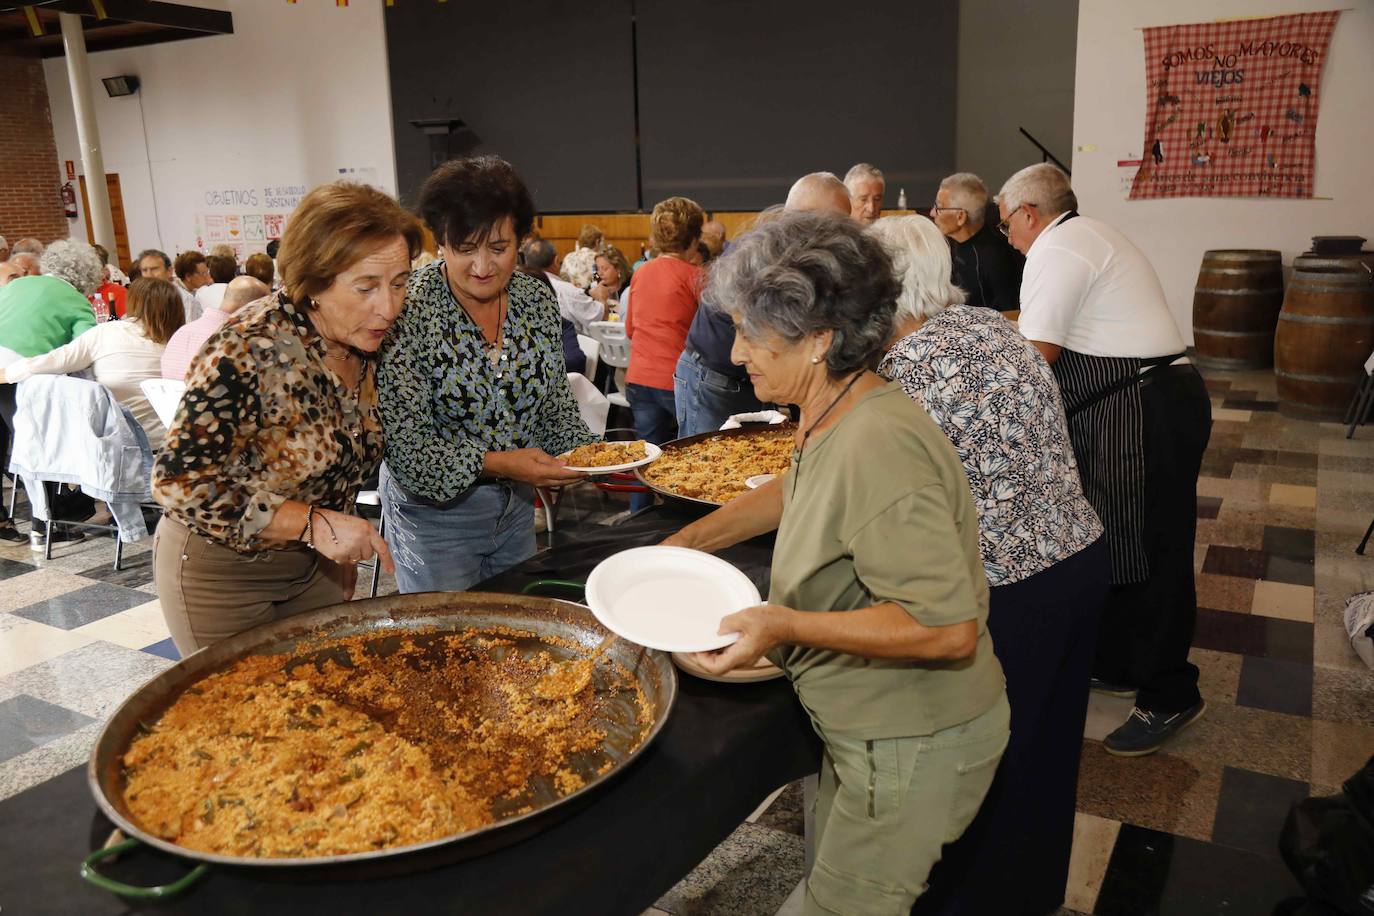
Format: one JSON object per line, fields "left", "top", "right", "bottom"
{"left": 376, "top": 155, "right": 596, "bottom": 593}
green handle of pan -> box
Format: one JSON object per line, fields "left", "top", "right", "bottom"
{"left": 521, "top": 578, "right": 586, "bottom": 596}
{"left": 80, "top": 838, "right": 209, "bottom": 899}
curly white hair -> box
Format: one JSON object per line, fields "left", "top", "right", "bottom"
{"left": 39, "top": 239, "right": 103, "bottom": 295}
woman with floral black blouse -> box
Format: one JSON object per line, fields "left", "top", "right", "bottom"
{"left": 152, "top": 182, "right": 419, "bottom": 654}
{"left": 870, "top": 215, "right": 1106, "bottom": 916}
{"left": 377, "top": 156, "right": 595, "bottom": 593}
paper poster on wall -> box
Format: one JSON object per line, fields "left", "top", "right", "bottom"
{"left": 229, "top": 242, "right": 246, "bottom": 262}
{"left": 264, "top": 214, "right": 286, "bottom": 240}
{"left": 204, "top": 215, "right": 226, "bottom": 242}
{"left": 337, "top": 166, "right": 380, "bottom": 189}
{"left": 1129, "top": 10, "right": 1341, "bottom": 200}
{"left": 225, "top": 215, "right": 243, "bottom": 240}
{"left": 243, "top": 214, "right": 266, "bottom": 241}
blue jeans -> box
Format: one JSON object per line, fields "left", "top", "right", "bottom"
{"left": 673, "top": 349, "right": 764, "bottom": 437}
{"left": 379, "top": 462, "right": 535, "bottom": 593}
{"left": 626, "top": 383, "right": 677, "bottom": 510}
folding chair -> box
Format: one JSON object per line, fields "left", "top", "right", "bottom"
{"left": 587, "top": 321, "right": 632, "bottom": 409}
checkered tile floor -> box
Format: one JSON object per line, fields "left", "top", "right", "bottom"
{"left": 1, "top": 367, "right": 1371, "bottom": 915}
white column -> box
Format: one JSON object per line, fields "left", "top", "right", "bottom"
{"left": 59, "top": 11, "right": 116, "bottom": 251}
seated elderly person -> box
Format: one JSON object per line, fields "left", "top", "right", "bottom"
{"left": 161, "top": 275, "right": 269, "bottom": 380}
{"left": 930, "top": 172, "right": 1024, "bottom": 312}
{"left": 665, "top": 211, "right": 1008, "bottom": 913}
{"left": 843, "top": 162, "right": 885, "bottom": 225}
{"left": 153, "top": 181, "right": 414, "bottom": 654}
{"left": 1, "top": 253, "right": 41, "bottom": 286}
{"left": 869, "top": 215, "right": 1106, "bottom": 916}
{"left": 0, "top": 239, "right": 103, "bottom": 541}
{"left": 785, "top": 171, "right": 854, "bottom": 215}
{"left": 0, "top": 239, "right": 100, "bottom": 362}
{"left": 1, "top": 276, "right": 185, "bottom": 449}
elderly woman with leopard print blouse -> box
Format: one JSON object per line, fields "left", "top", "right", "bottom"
{"left": 151, "top": 182, "right": 421, "bottom": 655}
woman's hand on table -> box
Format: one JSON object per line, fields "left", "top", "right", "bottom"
{"left": 485, "top": 448, "right": 587, "bottom": 488}
{"left": 310, "top": 508, "right": 395, "bottom": 579}
{"left": 691, "top": 603, "right": 792, "bottom": 675}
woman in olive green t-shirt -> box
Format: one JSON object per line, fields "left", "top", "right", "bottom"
{"left": 664, "top": 212, "right": 1008, "bottom": 915}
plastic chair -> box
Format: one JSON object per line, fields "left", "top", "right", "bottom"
{"left": 576, "top": 334, "right": 601, "bottom": 382}
{"left": 566, "top": 372, "right": 610, "bottom": 437}
{"left": 140, "top": 378, "right": 187, "bottom": 428}
{"left": 13, "top": 377, "right": 159, "bottom": 569}
{"left": 587, "top": 321, "right": 631, "bottom": 409}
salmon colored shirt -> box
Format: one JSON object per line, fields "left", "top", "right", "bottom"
{"left": 624, "top": 256, "right": 702, "bottom": 391}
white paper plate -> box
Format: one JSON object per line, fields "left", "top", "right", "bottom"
{"left": 560, "top": 441, "right": 662, "bottom": 475}
{"left": 745, "top": 474, "right": 776, "bottom": 489}
{"left": 585, "top": 546, "right": 759, "bottom": 653}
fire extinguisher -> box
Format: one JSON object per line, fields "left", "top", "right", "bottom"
{"left": 61, "top": 182, "right": 78, "bottom": 219}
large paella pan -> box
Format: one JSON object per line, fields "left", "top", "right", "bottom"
{"left": 85, "top": 591, "right": 676, "bottom": 890}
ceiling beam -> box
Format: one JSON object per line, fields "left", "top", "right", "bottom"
{"left": 18, "top": 0, "right": 232, "bottom": 35}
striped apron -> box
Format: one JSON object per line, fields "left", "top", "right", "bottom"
{"left": 1054, "top": 350, "right": 1185, "bottom": 584}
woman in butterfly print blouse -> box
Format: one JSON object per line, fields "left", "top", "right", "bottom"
{"left": 870, "top": 214, "right": 1106, "bottom": 916}
{"left": 376, "top": 156, "right": 595, "bottom": 593}
{"left": 152, "top": 182, "right": 417, "bottom": 655}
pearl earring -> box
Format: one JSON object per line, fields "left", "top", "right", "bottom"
{"left": 811, "top": 356, "right": 821, "bottom": 364}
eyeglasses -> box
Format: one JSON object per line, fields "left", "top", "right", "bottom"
{"left": 929, "top": 206, "right": 966, "bottom": 216}
{"left": 997, "top": 204, "right": 1027, "bottom": 238}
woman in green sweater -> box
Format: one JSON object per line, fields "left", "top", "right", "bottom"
{"left": 665, "top": 211, "right": 1008, "bottom": 914}
{"left": 0, "top": 239, "right": 102, "bottom": 542}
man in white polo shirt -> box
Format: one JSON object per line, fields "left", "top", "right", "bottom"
{"left": 998, "top": 163, "right": 1211, "bottom": 757}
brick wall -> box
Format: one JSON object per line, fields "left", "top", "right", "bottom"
{"left": 0, "top": 47, "right": 67, "bottom": 248}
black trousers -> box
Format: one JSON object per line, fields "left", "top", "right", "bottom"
{"left": 1094, "top": 366, "right": 1212, "bottom": 713}
{"left": 912, "top": 537, "right": 1111, "bottom": 916}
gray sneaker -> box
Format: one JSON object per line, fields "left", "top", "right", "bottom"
{"left": 1103, "top": 699, "right": 1206, "bottom": 757}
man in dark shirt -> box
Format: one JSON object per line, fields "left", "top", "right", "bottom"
{"left": 673, "top": 173, "right": 852, "bottom": 436}
{"left": 930, "top": 172, "right": 1024, "bottom": 312}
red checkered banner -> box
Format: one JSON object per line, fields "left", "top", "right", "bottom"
{"left": 1129, "top": 11, "right": 1341, "bottom": 200}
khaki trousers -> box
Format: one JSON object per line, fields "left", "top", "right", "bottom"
{"left": 153, "top": 515, "right": 346, "bottom": 656}
{"left": 804, "top": 694, "right": 1011, "bottom": 916}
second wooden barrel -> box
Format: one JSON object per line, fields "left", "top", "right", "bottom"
{"left": 1192, "top": 250, "right": 1284, "bottom": 369}
{"left": 1275, "top": 263, "right": 1374, "bottom": 419}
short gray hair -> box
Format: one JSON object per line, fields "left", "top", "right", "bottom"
{"left": 867, "top": 216, "right": 967, "bottom": 322}
{"left": 843, "top": 163, "right": 885, "bottom": 190}
{"left": 524, "top": 238, "right": 556, "bottom": 271}
{"left": 997, "top": 163, "right": 1077, "bottom": 217}
{"left": 706, "top": 210, "right": 898, "bottom": 376}
{"left": 939, "top": 172, "right": 989, "bottom": 226}
{"left": 40, "top": 239, "right": 103, "bottom": 295}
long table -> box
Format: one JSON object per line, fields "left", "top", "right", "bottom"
{"left": 0, "top": 509, "right": 820, "bottom": 915}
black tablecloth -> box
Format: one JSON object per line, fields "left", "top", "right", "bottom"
{"left": 0, "top": 508, "right": 819, "bottom": 916}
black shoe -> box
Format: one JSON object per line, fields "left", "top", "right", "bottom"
{"left": 0, "top": 522, "right": 24, "bottom": 543}
{"left": 1090, "top": 677, "right": 1139, "bottom": 698}
{"left": 1103, "top": 700, "right": 1207, "bottom": 757}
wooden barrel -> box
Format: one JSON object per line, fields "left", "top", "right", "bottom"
{"left": 1191, "top": 250, "right": 1284, "bottom": 369}
{"left": 1275, "top": 264, "right": 1374, "bottom": 419}
{"left": 1293, "top": 252, "right": 1374, "bottom": 275}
